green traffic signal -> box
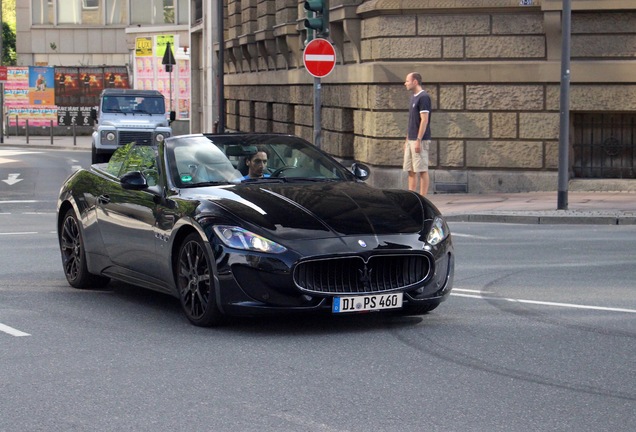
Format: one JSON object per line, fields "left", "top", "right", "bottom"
{"left": 303, "top": 0, "right": 329, "bottom": 37}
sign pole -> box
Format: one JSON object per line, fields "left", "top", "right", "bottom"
{"left": 303, "top": 38, "right": 336, "bottom": 149}
{"left": 0, "top": 82, "right": 4, "bottom": 144}
{"left": 314, "top": 77, "right": 321, "bottom": 149}
{"left": 557, "top": 0, "right": 571, "bottom": 210}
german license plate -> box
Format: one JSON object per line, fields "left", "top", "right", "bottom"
{"left": 332, "top": 293, "right": 403, "bottom": 313}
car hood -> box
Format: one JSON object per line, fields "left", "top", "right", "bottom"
{"left": 188, "top": 182, "right": 433, "bottom": 240}
{"left": 101, "top": 117, "right": 169, "bottom": 128}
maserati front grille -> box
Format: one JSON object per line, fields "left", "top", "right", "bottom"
{"left": 293, "top": 254, "right": 431, "bottom": 295}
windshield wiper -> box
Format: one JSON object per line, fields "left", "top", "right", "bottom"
{"left": 241, "top": 177, "right": 286, "bottom": 183}
{"left": 191, "top": 181, "right": 234, "bottom": 187}
{"left": 278, "top": 177, "right": 339, "bottom": 182}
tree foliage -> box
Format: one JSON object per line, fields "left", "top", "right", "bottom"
{"left": 2, "top": 0, "right": 17, "bottom": 65}
{"left": 2, "top": 22, "right": 17, "bottom": 65}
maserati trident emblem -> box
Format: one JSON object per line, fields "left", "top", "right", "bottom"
{"left": 358, "top": 264, "right": 373, "bottom": 289}
{"left": 358, "top": 240, "right": 367, "bottom": 247}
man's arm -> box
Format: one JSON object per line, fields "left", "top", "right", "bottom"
{"left": 415, "top": 111, "right": 429, "bottom": 153}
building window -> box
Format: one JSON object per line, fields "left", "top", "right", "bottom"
{"left": 53, "top": 0, "right": 102, "bottom": 25}
{"left": 131, "top": 0, "right": 175, "bottom": 25}
{"left": 573, "top": 113, "right": 636, "bottom": 179}
{"left": 105, "top": 0, "right": 128, "bottom": 25}
{"left": 32, "top": 0, "right": 55, "bottom": 24}
{"left": 177, "top": 0, "right": 189, "bottom": 24}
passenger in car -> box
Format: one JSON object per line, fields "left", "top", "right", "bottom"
{"left": 244, "top": 147, "right": 270, "bottom": 179}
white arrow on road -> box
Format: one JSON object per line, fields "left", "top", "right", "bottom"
{"left": 2, "top": 173, "right": 23, "bottom": 185}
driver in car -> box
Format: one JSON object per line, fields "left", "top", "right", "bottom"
{"left": 244, "top": 148, "right": 271, "bottom": 179}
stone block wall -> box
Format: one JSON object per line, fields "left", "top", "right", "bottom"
{"left": 220, "top": 0, "right": 636, "bottom": 192}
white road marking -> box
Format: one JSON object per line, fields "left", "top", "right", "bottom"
{"left": 451, "top": 233, "right": 490, "bottom": 239}
{"left": 2, "top": 173, "right": 23, "bottom": 185}
{"left": 71, "top": 165, "right": 82, "bottom": 171}
{"left": 0, "top": 150, "right": 40, "bottom": 156}
{"left": 0, "top": 232, "right": 38, "bottom": 235}
{"left": 0, "top": 200, "right": 40, "bottom": 204}
{"left": 0, "top": 323, "right": 31, "bottom": 337}
{"left": 0, "top": 150, "right": 40, "bottom": 165}
{"left": 454, "top": 288, "right": 494, "bottom": 294}
{"left": 451, "top": 292, "right": 636, "bottom": 314}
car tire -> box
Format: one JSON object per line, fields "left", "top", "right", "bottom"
{"left": 91, "top": 146, "right": 110, "bottom": 164}
{"left": 59, "top": 208, "right": 110, "bottom": 289}
{"left": 176, "top": 233, "right": 224, "bottom": 327}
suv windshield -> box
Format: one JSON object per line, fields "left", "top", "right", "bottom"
{"left": 102, "top": 96, "right": 165, "bottom": 114}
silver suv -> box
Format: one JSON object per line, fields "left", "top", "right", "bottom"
{"left": 90, "top": 89, "right": 176, "bottom": 164}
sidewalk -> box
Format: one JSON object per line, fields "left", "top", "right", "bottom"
{"left": 429, "top": 192, "right": 636, "bottom": 225}
{"left": 0, "top": 133, "right": 91, "bottom": 150}
{"left": 2, "top": 133, "right": 635, "bottom": 225}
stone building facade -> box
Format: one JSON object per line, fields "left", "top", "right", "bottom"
{"left": 217, "top": 0, "right": 636, "bottom": 193}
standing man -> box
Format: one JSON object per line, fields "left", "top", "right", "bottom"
{"left": 403, "top": 72, "right": 432, "bottom": 196}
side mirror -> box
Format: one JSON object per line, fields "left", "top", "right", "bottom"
{"left": 351, "top": 162, "right": 370, "bottom": 181}
{"left": 169, "top": 111, "right": 176, "bottom": 123}
{"left": 120, "top": 171, "right": 148, "bottom": 190}
{"left": 90, "top": 108, "right": 97, "bottom": 121}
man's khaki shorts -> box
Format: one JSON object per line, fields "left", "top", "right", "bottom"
{"left": 403, "top": 139, "right": 430, "bottom": 172}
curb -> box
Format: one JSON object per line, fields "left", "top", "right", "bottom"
{"left": 445, "top": 213, "right": 636, "bottom": 225}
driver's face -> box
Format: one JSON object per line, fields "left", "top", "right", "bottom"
{"left": 247, "top": 151, "right": 268, "bottom": 178}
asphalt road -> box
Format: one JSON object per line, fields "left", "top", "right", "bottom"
{"left": 1, "top": 148, "right": 635, "bottom": 432}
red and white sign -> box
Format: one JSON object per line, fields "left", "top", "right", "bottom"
{"left": 0, "top": 66, "right": 7, "bottom": 82}
{"left": 303, "top": 38, "right": 336, "bottom": 78}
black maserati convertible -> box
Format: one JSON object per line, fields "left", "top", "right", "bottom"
{"left": 57, "top": 133, "right": 454, "bottom": 326}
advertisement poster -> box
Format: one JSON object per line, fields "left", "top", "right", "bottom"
{"left": 177, "top": 58, "right": 190, "bottom": 118}
{"left": 54, "top": 67, "right": 81, "bottom": 107}
{"left": 78, "top": 67, "right": 104, "bottom": 107}
{"left": 4, "top": 67, "right": 29, "bottom": 107}
{"left": 3, "top": 67, "right": 57, "bottom": 127}
{"left": 29, "top": 66, "right": 55, "bottom": 106}
{"left": 133, "top": 34, "right": 189, "bottom": 120}
{"left": 104, "top": 66, "right": 130, "bottom": 89}
{"left": 3, "top": 66, "right": 130, "bottom": 127}
{"left": 54, "top": 66, "right": 130, "bottom": 126}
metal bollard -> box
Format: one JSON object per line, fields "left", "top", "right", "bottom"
{"left": 50, "top": 120, "right": 54, "bottom": 145}
{"left": 73, "top": 123, "right": 76, "bottom": 146}
{"left": 26, "top": 119, "right": 29, "bottom": 143}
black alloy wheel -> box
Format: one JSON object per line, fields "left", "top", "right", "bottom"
{"left": 59, "top": 208, "right": 110, "bottom": 289}
{"left": 176, "top": 233, "right": 223, "bottom": 326}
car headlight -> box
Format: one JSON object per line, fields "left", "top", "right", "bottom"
{"left": 102, "top": 131, "right": 116, "bottom": 142}
{"left": 213, "top": 225, "right": 287, "bottom": 254}
{"left": 155, "top": 133, "right": 167, "bottom": 143}
{"left": 426, "top": 216, "right": 450, "bottom": 246}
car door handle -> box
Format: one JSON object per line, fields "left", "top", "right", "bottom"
{"left": 97, "top": 194, "right": 111, "bottom": 204}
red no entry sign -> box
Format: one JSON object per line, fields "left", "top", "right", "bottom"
{"left": 303, "top": 38, "right": 336, "bottom": 78}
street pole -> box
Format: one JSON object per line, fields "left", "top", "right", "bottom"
{"left": 1, "top": 0, "right": 4, "bottom": 144}
{"left": 314, "top": 77, "right": 321, "bottom": 149}
{"left": 216, "top": 0, "right": 225, "bottom": 133}
{"left": 557, "top": 0, "right": 571, "bottom": 210}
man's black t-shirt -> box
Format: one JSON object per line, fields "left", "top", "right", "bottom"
{"left": 407, "top": 90, "right": 431, "bottom": 140}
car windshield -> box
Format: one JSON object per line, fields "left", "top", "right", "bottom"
{"left": 102, "top": 95, "right": 165, "bottom": 114}
{"left": 166, "top": 134, "right": 355, "bottom": 188}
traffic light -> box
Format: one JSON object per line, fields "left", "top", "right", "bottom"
{"left": 304, "top": 0, "right": 329, "bottom": 38}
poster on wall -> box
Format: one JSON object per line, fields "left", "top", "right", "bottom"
{"left": 3, "top": 66, "right": 57, "bottom": 127}
{"left": 133, "top": 34, "right": 189, "bottom": 120}
{"left": 29, "top": 66, "right": 55, "bottom": 106}
{"left": 53, "top": 66, "right": 130, "bottom": 126}
{"left": 3, "top": 66, "right": 131, "bottom": 127}
{"left": 78, "top": 67, "right": 104, "bottom": 107}
{"left": 177, "top": 58, "right": 190, "bottom": 119}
